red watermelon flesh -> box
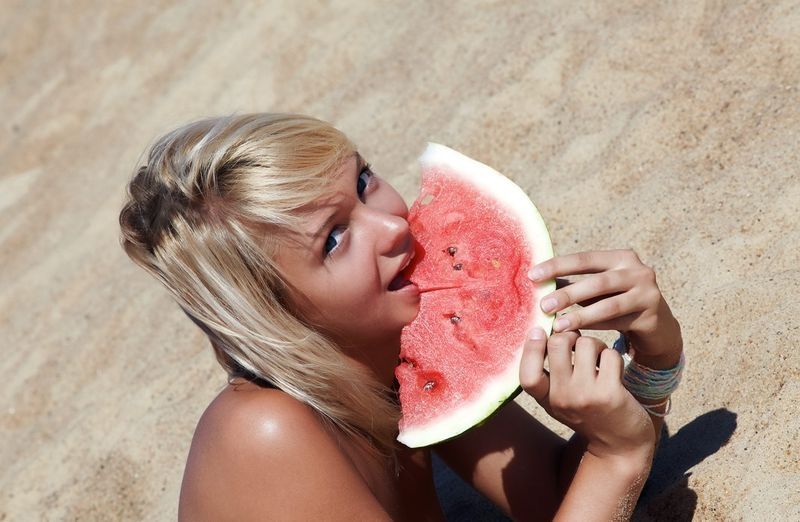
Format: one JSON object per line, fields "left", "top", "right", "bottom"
{"left": 396, "top": 143, "right": 555, "bottom": 448}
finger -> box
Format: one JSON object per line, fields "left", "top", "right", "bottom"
{"left": 553, "top": 293, "right": 643, "bottom": 333}
{"left": 546, "top": 331, "right": 580, "bottom": 382}
{"left": 597, "top": 348, "right": 624, "bottom": 386}
{"left": 573, "top": 337, "right": 606, "bottom": 380}
{"left": 540, "top": 270, "right": 633, "bottom": 314}
{"left": 555, "top": 278, "right": 611, "bottom": 308}
{"left": 528, "top": 250, "right": 641, "bottom": 282}
{"left": 563, "top": 311, "right": 643, "bottom": 333}
{"left": 520, "top": 327, "right": 550, "bottom": 403}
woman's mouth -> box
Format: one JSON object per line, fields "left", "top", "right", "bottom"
{"left": 388, "top": 274, "right": 413, "bottom": 291}
{"left": 388, "top": 248, "right": 416, "bottom": 291}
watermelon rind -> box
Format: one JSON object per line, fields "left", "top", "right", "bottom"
{"left": 397, "top": 143, "right": 556, "bottom": 448}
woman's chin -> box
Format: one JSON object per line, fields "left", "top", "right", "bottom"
{"left": 394, "top": 299, "right": 421, "bottom": 327}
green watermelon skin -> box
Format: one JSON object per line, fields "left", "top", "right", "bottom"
{"left": 396, "top": 143, "right": 555, "bottom": 448}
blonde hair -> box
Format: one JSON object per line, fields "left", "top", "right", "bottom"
{"left": 119, "top": 113, "right": 399, "bottom": 454}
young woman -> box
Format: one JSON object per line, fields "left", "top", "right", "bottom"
{"left": 119, "top": 113, "right": 683, "bottom": 521}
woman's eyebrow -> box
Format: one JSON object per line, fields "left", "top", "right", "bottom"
{"left": 311, "top": 211, "right": 338, "bottom": 246}
{"left": 308, "top": 153, "right": 365, "bottom": 247}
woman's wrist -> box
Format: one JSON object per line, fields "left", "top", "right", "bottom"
{"left": 616, "top": 329, "right": 684, "bottom": 420}
{"left": 631, "top": 345, "right": 683, "bottom": 371}
{"left": 588, "top": 447, "right": 653, "bottom": 481}
{"left": 585, "top": 420, "right": 656, "bottom": 465}
{"left": 627, "top": 318, "right": 683, "bottom": 369}
{"left": 556, "top": 446, "right": 652, "bottom": 521}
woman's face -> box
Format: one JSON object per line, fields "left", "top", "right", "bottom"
{"left": 275, "top": 153, "right": 420, "bottom": 384}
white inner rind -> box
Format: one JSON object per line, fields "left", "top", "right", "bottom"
{"left": 398, "top": 143, "right": 556, "bottom": 449}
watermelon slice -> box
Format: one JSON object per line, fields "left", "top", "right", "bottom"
{"left": 395, "top": 143, "right": 555, "bottom": 448}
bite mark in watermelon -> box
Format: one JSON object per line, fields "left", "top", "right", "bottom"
{"left": 395, "top": 143, "right": 556, "bottom": 448}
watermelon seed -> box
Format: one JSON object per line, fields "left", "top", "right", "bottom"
{"left": 449, "top": 315, "right": 461, "bottom": 324}
{"left": 423, "top": 380, "right": 436, "bottom": 391}
{"left": 453, "top": 263, "right": 463, "bottom": 270}
{"left": 447, "top": 246, "right": 458, "bottom": 256}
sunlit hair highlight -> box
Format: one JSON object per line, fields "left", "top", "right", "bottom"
{"left": 119, "top": 113, "right": 400, "bottom": 454}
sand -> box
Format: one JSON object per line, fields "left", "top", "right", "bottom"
{"left": 1, "top": 1, "right": 798, "bottom": 520}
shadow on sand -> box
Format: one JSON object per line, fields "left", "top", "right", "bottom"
{"left": 634, "top": 408, "right": 738, "bottom": 521}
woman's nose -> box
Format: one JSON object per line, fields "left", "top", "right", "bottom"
{"left": 363, "top": 206, "right": 411, "bottom": 257}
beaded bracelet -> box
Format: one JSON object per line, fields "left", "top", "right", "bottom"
{"left": 613, "top": 333, "right": 685, "bottom": 415}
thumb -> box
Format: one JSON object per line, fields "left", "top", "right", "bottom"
{"left": 520, "top": 327, "right": 550, "bottom": 406}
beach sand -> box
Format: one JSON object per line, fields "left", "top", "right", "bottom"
{"left": 1, "top": 1, "right": 798, "bottom": 520}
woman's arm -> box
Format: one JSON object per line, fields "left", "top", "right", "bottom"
{"left": 521, "top": 331, "right": 654, "bottom": 520}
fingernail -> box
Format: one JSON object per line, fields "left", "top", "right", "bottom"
{"left": 528, "top": 327, "right": 546, "bottom": 340}
{"left": 528, "top": 267, "right": 544, "bottom": 281}
{"left": 541, "top": 297, "right": 557, "bottom": 313}
{"left": 554, "top": 317, "right": 570, "bottom": 331}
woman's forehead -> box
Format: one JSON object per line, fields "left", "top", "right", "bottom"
{"left": 332, "top": 152, "right": 361, "bottom": 177}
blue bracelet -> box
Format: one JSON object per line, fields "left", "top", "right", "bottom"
{"left": 615, "top": 333, "right": 685, "bottom": 402}
{"left": 623, "top": 353, "right": 684, "bottom": 401}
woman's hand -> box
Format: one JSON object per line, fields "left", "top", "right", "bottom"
{"left": 520, "top": 329, "right": 655, "bottom": 462}
{"left": 529, "top": 249, "right": 682, "bottom": 361}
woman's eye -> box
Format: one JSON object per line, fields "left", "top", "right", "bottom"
{"left": 324, "top": 227, "right": 345, "bottom": 256}
{"left": 357, "top": 165, "right": 373, "bottom": 199}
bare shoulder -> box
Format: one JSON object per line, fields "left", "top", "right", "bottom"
{"left": 179, "top": 382, "right": 389, "bottom": 521}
